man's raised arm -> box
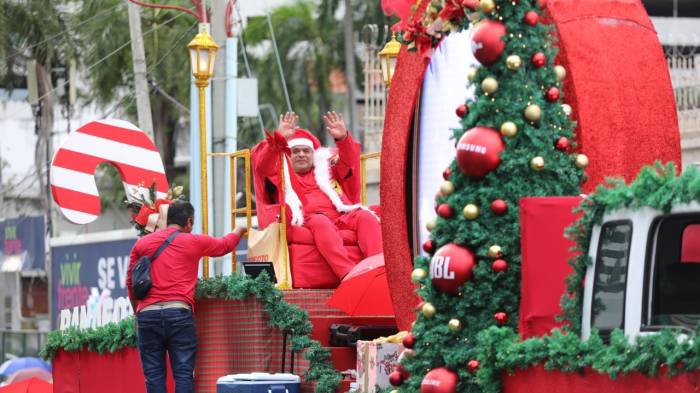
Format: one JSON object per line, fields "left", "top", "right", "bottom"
{"left": 324, "top": 111, "right": 362, "bottom": 202}
{"left": 251, "top": 112, "right": 299, "bottom": 179}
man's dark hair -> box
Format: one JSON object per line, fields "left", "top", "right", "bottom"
{"left": 167, "top": 201, "right": 195, "bottom": 227}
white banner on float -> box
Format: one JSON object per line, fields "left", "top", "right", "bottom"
{"left": 417, "top": 28, "right": 479, "bottom": 254}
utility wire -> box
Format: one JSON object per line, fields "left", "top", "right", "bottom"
{"left": 101, "top": 21, "right": 196, "bottom": 118}
{"left": 4, "top": 2, "right": 125, "bottom": 62}
{"left": 29, "top": 11, "right": 186, "bottom": 106}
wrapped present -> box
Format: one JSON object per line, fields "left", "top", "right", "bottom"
{"left": 356, "top": 336, "right": 405, "bottom": 393}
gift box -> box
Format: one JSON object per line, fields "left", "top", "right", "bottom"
{"left": 356, "top": 340, "right": 405, "bottom": 392}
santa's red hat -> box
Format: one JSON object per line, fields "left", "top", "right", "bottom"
{"left": 287, "top": 129, "right": 320, "bottom": 150}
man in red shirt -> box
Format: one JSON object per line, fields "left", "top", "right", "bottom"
{"left": 127, "top": 201, "right": 245, "bottom": 393}
{"left": 252, "top": 111, "right": 382, "bottom": 282}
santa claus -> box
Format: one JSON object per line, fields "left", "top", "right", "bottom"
{"left": 251, "top": 111, "right": 383, "bottom": 281}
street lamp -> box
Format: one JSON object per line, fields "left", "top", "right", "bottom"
{"left": 378, "top": 33, "right": 401, "bottom": 88}
{"left": 188, "top": 27, "right": 219, "bottom": 278}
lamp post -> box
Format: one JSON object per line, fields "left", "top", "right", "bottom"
{"left": 188, "top": 27, "right": 219, "bottom": 277}
{"left": 378, "top": 33, "right": 401, "bottom": 88}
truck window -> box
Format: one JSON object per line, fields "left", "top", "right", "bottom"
{"left": 647, "top": 214, "right": 700, "bottom": 331}
{"left": 591, "top": 221, "right": 633, "bottom": 336}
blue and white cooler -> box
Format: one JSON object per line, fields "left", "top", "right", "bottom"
{"left": 216, "top": 373, "right": 301, "bottom": 393}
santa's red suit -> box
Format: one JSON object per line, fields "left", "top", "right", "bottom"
{"left": 251, "top": 128, "right": 382, "bottom": 282}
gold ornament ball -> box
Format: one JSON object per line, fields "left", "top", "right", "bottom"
{"left": 575, "top": 154, "right": 589, "bottom": 168}
{"left": 531, "top": 156, "right": 545, "bottom": 171}
{"left": 500, "top": 121, "right": 518, "bottom": 137}
{"left": 390, "top": 390, "right": 399, "bottom": 393}
{"left": 426, "top": 218, "right": 437, "bottom": 232}
{"left": 463, "top": 204, "right": 480, "bottom": 220}
{"left": 403, "top": 349, "right": 416, "bottom": 358}
{"left": 480, "top": 0, "right": 495, "bottom": 13}
{"left": 524, "top": 104, "right": 542, "bottom": 122}
{"left": 440, "top": 180, "right": 455, "bottom": 196}
{"left": 422, "top": 302, "right": 437, "bottom": 318}
{"left": 506, "top": 55, "right": 522, "bottom": 70}
{"left": 488, "top": 244, "right": 502, "bottom": 258}
{"left": 554, "top": 65, "right": 567, "bottom": 81}
{"left": 411, "top": 268, "right": 427, "bottom": 283}
{"left": 467, "top": 67, "right": 478, "bottom": 82}
{"left": 482, "top": 77, "right": 499, "bottom": 94}
{"left": 448, "top": 318, "right": 462, "bottom": 331}
{"left": 562, "top": 103, "right": 572, "bottom": 116}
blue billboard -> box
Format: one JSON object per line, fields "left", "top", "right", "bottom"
{"left": 50, "top": 235, "right": 136, "bottom": 330}
{"left": 0, "top": 216, "right": 46, "bottom": 271}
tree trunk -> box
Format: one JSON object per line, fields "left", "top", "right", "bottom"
{"left": 152, "top": 99, "right": 178, "bottom": 182}
{"left": 34, "top": 63, "right": 55, "bottom": 214}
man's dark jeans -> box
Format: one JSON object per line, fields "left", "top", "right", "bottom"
{"left": 137, "top": 308, "right": 197, "bottom": 393}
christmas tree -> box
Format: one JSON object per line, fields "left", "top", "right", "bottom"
{"left": 394, "top": 0, "right": 587, "bottom": 392}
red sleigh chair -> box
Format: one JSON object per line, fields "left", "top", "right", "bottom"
{"left": 250, "top": 150, "right": 381, "bottom": 289}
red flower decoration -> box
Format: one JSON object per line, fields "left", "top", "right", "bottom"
{"left": 155, "top": 198, "right": 172, "bottom": 211}
{"left": 133, "top": 205, "right": 156, "bottom": 226}
{"left": 438, "top": 0, "right": 465, "bottom": 23}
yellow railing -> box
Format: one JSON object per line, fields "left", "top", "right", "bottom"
{"left": 210, "top": 150, "right": 253, "bottom": 274}
{"left": 360, "top": 152, "right": 381, "bottom": 206}
{"left": 211, "top": 149, "right": 380, "bottom": 283}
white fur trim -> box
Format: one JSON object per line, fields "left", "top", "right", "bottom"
{"left": 287, "top": 138, "right": 314, "bottom": 149}
{"left": 313, "top": 148, "right": 379, "bottom": 219}
{"left": 283, "top": 159, "right": 305, "bottom": 226}
{"left": 283, "top": 147, "right": 379, "bottom": 226}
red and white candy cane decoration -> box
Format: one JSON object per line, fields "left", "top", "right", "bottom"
{"left": 51, "top": 119, "right": 169, "bottom": 224}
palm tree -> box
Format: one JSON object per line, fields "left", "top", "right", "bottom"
{"left": 75, "top": 0, "right": 195, "bottom": 183}
{"left": 0, "top": 0, "right": 74, "bottom": 216}
{"left": 241, "top": 0, "right": 394, "bottom": 146}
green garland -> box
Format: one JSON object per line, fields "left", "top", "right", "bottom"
{"left": 476, "top": 326, "right": 700, "bottom": 393}
{"left": 41, "top": 316, "right": 137, "bottom": 359}
{"left": 42, "top": 273, "right": 341, "bottom": 393}
{"left": 561, "top": 162, "right": 700, "bottom": 332}
{"left": 463, "top": 164, "right": 700, "bottom": 392}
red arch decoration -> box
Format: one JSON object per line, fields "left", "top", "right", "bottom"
{"left": 51, "top": 119, "right": 169, "bottom": 225}
{"left": 380, "top": 0, "right": 681, "bottom": 331}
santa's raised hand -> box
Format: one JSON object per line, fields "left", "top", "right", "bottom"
{"left": 323, "top": 111, "right": 348, "bottom": 141}
{"left": 278, "top": 111, "right": 299, "bottom": 139}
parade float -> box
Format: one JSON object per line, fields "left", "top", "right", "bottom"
{"left": 42, "top": 0, "right": 700, "bottom": 392}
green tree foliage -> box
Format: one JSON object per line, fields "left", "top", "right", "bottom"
{"left": 74, "top": 1, "right": 195, "bottom": 180}
{"left": 241, "top": 0, "right": 393, "bottom": 145}
{"left": 401, "top": 1, "right": 585, "bottom": 391}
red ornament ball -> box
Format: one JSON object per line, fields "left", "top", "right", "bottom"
{"left": 402, "top": 333, "right": 415, "bottom": 349}
{"left": 467, "top": 360, "right": 480, "bottom": 373}
{"left": 524, "top": 11, "right": 539, "bottom": 26}
{"left": 456, "top": 127, "right": 505, "bottom": 178}
{"left": 395, "top": 364, "right": 411, "bottom": 379}
{"left": 421, "top": 367, "right": 459, "bottom": 393}
{"left": 545, "top": 87, "right": 560, "bottom": 102}
{"left": 456, "top": 104, "right": 469, "bottom": 118}
{"left": 389, "top": 370, "right": 404, "bottom": 386}
{"left": 531, "top": 52, "right": 546, "bottom": 68}
{"left": 430, "top": 244, "right": 476, "bottom": 295}
{"left": 437, "top": 203, "right": 454, "bottom": 219}
{"left": 490, "top": 199, "right": 508, "bottom": 215}
{"left": 442, "top": 167, "right": 452, "bottom": 180}
{"left": 538, "top": 0, "right": 547, "bottom": 8}
{"left": 555, "top": 137, "right": 571, "bottom": 151}
{"left": 423, "top": 240, "right": 435, "bottom": 254}
{"left": 492, "top": 259, "right": 508, "bottom": 272}
{"left": 462, "top": 0, "right": 479, "bottom": 10}
{"left": 471, "top": 20, "right": 507, "bottom": 66}
{"left": 494, "top": 312, "right": 508, "bottom": 325}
